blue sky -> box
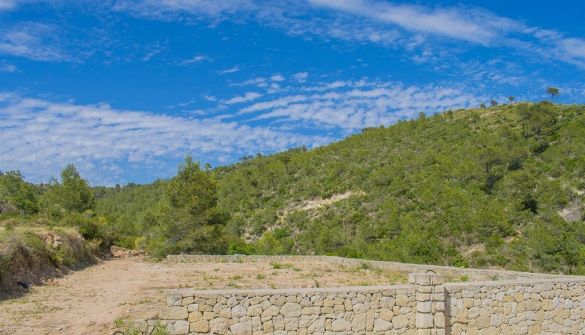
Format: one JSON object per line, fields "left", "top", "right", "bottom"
{"left": 1, "top": 0, "right": 584, "bottom": 185}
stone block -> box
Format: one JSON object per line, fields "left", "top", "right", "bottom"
{"left": 281, "top": 302, "right": 302, "bottom": 317}
{"left": 230, "top": 320, "right": 252, "bottom": 335}
{"left": 160, "top": 307, "right": 188, "bottom": 320}
{"left": 331, "top": 318, "right": 352, "bottom": 331}
{"left": 166, "top": 294, "right": 182, "bottom": 307}
{"left": 173, "top": 320, "right": 189, "bottom": 334}
{"left": 416, "top": 313, "right": 434, "bottom": 329}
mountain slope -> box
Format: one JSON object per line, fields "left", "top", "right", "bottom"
{"left": 96, "top": 102, "right": 585, "bottom": 274}
{"left": 213, "top": 102, "right": 585, "bottom": 273}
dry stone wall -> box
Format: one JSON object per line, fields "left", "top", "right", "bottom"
{"left": 446, "top": 278, "right": 585, "bottom": 334}
{"left": 156, "top": 285, "right": 416, "bottom": 335}
{"left": 147, "top": 256, "right": 585, "bottom": 335}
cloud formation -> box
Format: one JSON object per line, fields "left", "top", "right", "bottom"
{"left": 114, "top": 0, "right": 585, "bottom": 70}
{"left": 0, "top": 23, "right": 72, "bottom": 61}
{"left": 236, "top": 79, "right": 485, "bottom": 130}
{"left": 0, "top": 74, "right": 488, "bottom": 184}
{"left": 0, "top": 93, "right": 330, "bottom": 184}
{"left": 223, "top": 92, "right": 262, "bottom": 105}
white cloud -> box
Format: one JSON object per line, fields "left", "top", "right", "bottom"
{"left": 113, "top": 0, "right": 255, "bottom": 21}
{"left": 556, "top": 38, "right": 585, "bottom": 67}
{"left": 223, "top": 91, "right": 262, "bottom": 104}
{"left": 0, "top": 63, "right": 17, "bottom": 72}
{"left": 0, "top": 23, "right": 74, "bottom": 61}
{"left": 179, "top": 54, "right": 209, "bottom": 65}
{"left": 218, "top": 66, "right": 240, "bottom": 74}
{"left": 236, "top": 79, "right": 484, "bottom": 130}
{"left": 293, "top": 72, "right": 309, "bottom": 82}
{"left": 309, "top": 0, "right": 501, "bottom": 44}
{"left": 271, "top": 74, "right": 285, "bottom": 81}
{"left": 113, "top": 0, "right": 585, "bottom": 70}
{"left": 0, "top": 0, "right": 18, "bottom": 11}
{"left": 0, "top": 93, "right": 330, "bottom": 184}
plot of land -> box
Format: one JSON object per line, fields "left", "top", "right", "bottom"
{"left": 0, "top": 257, "right": 408, "bottom": 335}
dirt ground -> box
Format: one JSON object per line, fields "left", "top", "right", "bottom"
{"left": 0, "top": 258, "right": 407, "bottom": 335}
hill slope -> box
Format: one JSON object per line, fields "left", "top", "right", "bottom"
{"left": 95, "top": 102, "right": 585, "bottom": 274}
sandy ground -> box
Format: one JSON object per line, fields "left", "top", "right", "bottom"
{"left": 0, "top": 258, "right": 407, "bottom": 335}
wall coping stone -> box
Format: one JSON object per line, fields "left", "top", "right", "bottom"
{"left": 444, "top": 276, "right": 585, "bottom": 292}
{"left": 169, "top": 284, "right": 413, "bottom": 297}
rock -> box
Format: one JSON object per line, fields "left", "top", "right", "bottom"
{"left": 331, "top": 318, "right": 351, "bottom": 331}
{"left": 210, "top": 318, "right": 229, "bottom": 333}
{"left": 262, "top": 305, "right": 280, "bottom": 317}
{"left": 160, "top": 307, "right": 188, "bottom": 320}
{"left": 416, "top": 313, "right": 434, "bottom": 329}
{"left": 374, "top": 318, "right": 393, "bottom": 332}
{"left": 392, "top": 314, "right": 409, "bottom": 329}
{"left": 280, "top": 302, "right": 302, "bottom": 317}
{"left": 190, "top": 320, "right": 209, "bottom": 333}
{"left": 284, "top": 317, "right": 299, "bottom": 330}
{"left": 230, "top": 320, "right": 252, "bottom": 335}
{"left": 352, "top": 313, "right": 366, "bottom": 331}
{"left": 173, "top": 320, "right": 189, "bottom": 334}
{"left": 188, "top": 311, "right": 202, "bottom": 322}
{"left": 247, "top": 305, "right": 262, "bottom": 316}
{"left": 231, "top": 304, "right": 247, "bottom": 317}
{"left": 166, "top": 294, "right": 182, "bottom": 307}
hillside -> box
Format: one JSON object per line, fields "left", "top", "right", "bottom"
{"left": 2, "top": 102, "right": 585, "bottom": 275}
{"left": 93, "top": 102, "right": 585, "bottom": 274}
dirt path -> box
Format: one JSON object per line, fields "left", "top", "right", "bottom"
{"left": 0, "top": 259, "right": 178, "bottom": 335}
{"left": 0, "top": 257, "right": 407, "bottom": 335}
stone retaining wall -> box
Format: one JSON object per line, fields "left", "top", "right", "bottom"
{"left": 147, "top": 256, "right": 585, "bottom": 335}
{"left": 445, "top": 278, "right": 585, "bottom": 334}
{"left": 159, "top": 285, "right": 415, "bottom": 334}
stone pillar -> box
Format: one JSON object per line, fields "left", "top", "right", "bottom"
{"left": 408, "top": 272, "right": 445, "bottom": 335}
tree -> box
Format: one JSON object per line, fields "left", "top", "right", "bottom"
{"left": 0, "top": 171, "right": 39, "bottom": 215}
{"left": 42, "top": 164, "right": 95, "bottom": 213}
{"left": 547, "top": 87, "right": 560, "bottom": 100}
{"left": 490, "top": 99, "right": 498, "bottom": 107}
{"left": 508, "top": 96, "right": 515, "bottom": 104}
{"left": 166, "top": 156, "right": 217, "bottom": 214}
{"left": 146, "top": 156, "right": 228, "bottom": 256}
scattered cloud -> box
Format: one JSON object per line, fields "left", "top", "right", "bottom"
{"left": 555, "top": 38, "right": 585, "bottom": 68}
{"left": 0, "top": 23, "right": 74, "bottom": 61}
{"left": 223, "top": 92, "right": 262, "bottom": 105}
{"left": 271, "top": 74, "right": 285, "bottom": 81}
{"left": 112, "top": 0, "right": 585, "bottom": 70}
{"left": 293, "top": 72, "right": 309, "bottom": 82}
{"left": 0, "top": 92, "right": 330, "bottom": 184}
{"left": 218, "top": 66, "right": 240, "bottom": 74}
{"left": 236, "top": 79, "right": 484, "bottom": 130}
{"left": 0, "top": 63, "right": 17, "bottom": 72}
{"left": 0, "top": 0, "right": 18, "bottom": 11}
{"left": 179, "top": 54, "right": 210, "bottom": 65}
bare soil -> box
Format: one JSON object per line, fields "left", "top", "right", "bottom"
{"left": 0, "top": 258, "right": 407, "bottom": 335}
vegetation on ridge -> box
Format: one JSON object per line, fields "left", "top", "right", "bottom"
{"left": 2, "top": 101, "right": 585, "bottom": 275}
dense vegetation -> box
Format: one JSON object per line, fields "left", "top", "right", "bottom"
{"left": 2, "top": 102, "right": 585, "bottom": 274}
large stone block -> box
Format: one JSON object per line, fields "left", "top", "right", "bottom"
{"left": 416, "top": 313, "right": 434, "bottom": 329}
{"left": 160, "top": 307, "right": 188, "bottom": 320}
{"left": 331, "top": 318, "right": 352, "bottom": 331}
{"left": 230, "top": 320, "right": 252, "bottom": 335}
{"left": 280, "top": 302, "right": 302, "bottom": 317}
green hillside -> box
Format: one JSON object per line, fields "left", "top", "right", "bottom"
{"left": 2, "top": 102, "right": 585, "bottom": 274}
{"left": 213, "top": 102, "right": 585, "bottom": 273}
